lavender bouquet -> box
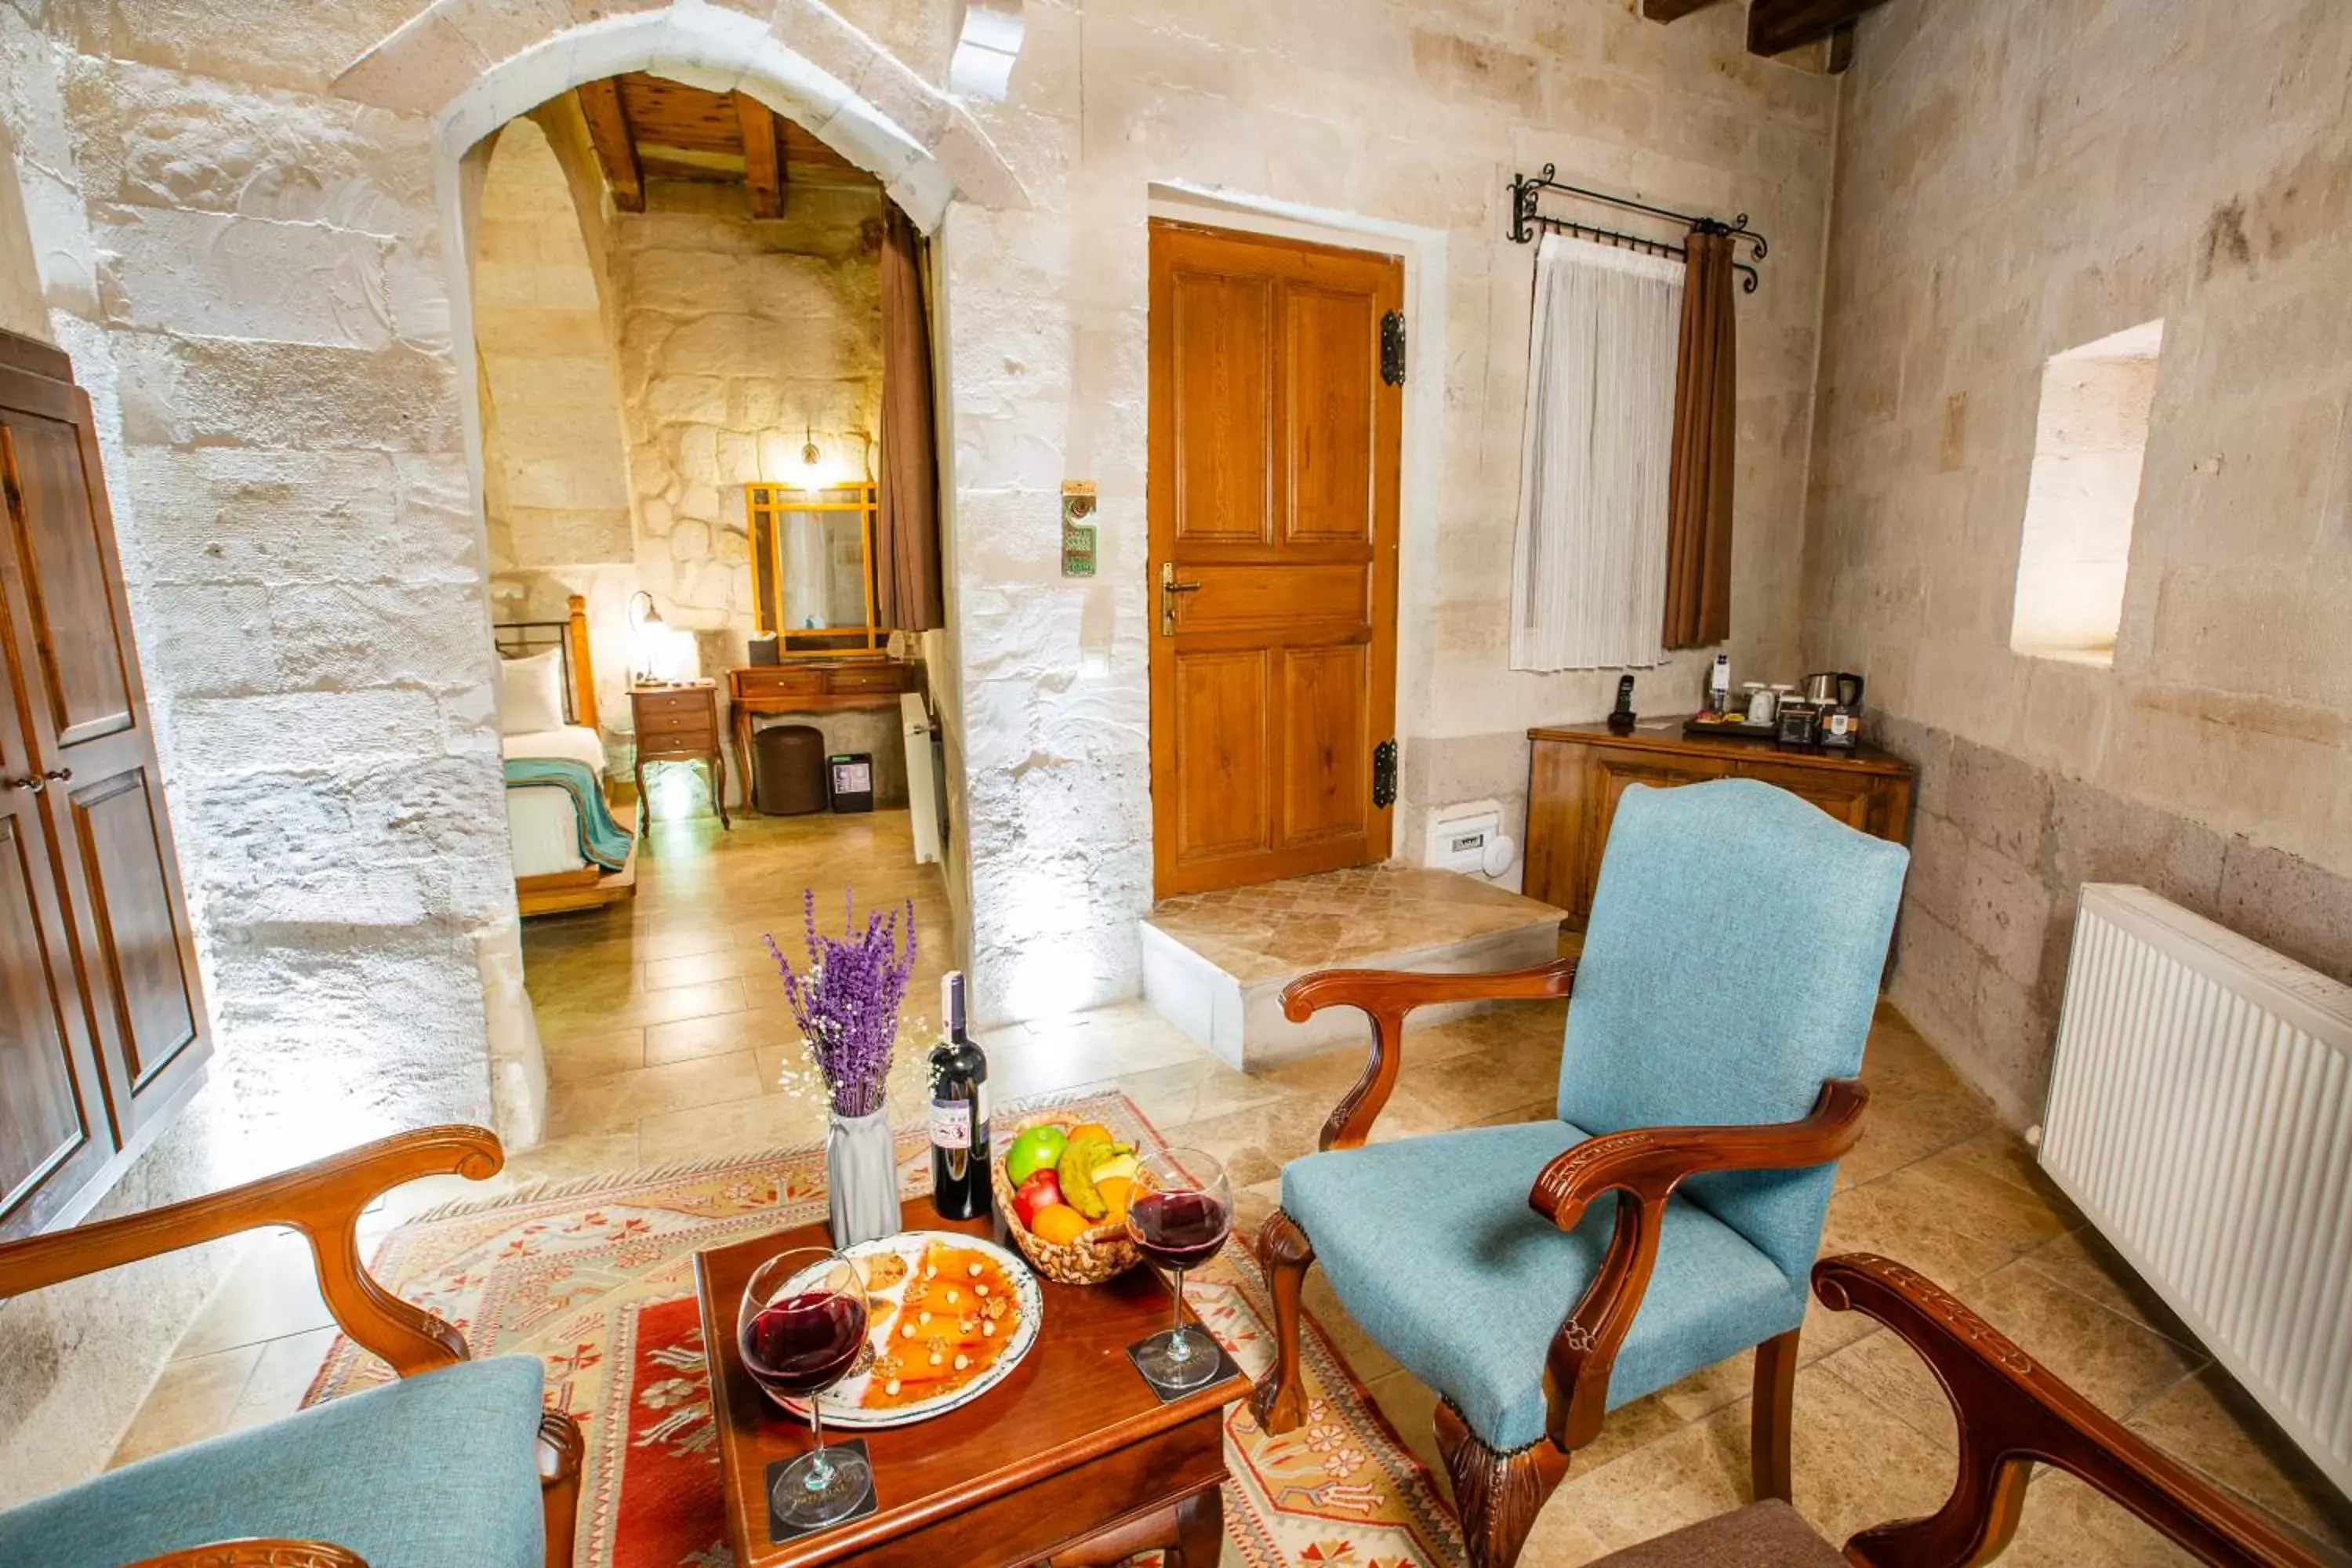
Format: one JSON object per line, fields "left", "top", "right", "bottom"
{"left": 765, "top": 888, "right": 920, "bottom": 1120}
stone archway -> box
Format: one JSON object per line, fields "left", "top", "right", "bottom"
{"left": 320, "top": 1, "right": 1018, "bottom": 1145}
{"left": 332, "top": 1, "right": 1022, "bottom": 229}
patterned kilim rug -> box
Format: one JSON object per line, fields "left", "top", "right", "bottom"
{"left": 305, "top": 1090, "right": 1463, "bottom": 1567}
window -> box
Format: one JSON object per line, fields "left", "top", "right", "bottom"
{"left": 2009, "top": 320, "right": 2164, "bottom": 666}
{"left": 748, "top": 482, "right": 887, "bottom": 654}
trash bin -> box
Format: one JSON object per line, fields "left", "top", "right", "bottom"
{"left": 753, "top": 724, "right": 829, "bottom": 815}
{"left": 828, "top": 753, "right": 875, "bottom": 814}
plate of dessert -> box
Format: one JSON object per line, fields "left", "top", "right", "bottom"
{"left": 772, "top": 1231, "right": 1044, "bottom": 1428}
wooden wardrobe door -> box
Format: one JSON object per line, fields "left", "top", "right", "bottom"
{"left": 0, "top": 584, "right": 114, "bottom": 1239}
{"left": 0, "top": 357, "right": 209, "bottom": 1149}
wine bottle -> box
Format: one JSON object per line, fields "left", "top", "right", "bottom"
{"left": 927, "top": 971, "right": 991, "bottom": 1220}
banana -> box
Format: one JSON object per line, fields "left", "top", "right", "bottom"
{"left": 1058, "top": 1135, "right": 1111, "bottom": 1219}
{"left": 1089, "top": 1152, "right": 1138, "bottom": 1188}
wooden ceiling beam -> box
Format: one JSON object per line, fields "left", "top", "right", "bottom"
{"left": 576, "top": 78, "right": 644, "bottom": 213}
{"left": 1641, "top": 0, "right": 1727, "bottom": 20}
{"left": 735, "top": 93, "right": 786, "bottom": 220}
{"left": 1746, "top": 0, "right": 1889, "bottom": 56}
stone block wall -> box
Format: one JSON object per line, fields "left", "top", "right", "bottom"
{"left": 1806, "top": 0, "right": 2352, "bottom": 1119}
{"left": 613, "top": 179, "right": 884, "bottom": 669}
{"left": 936, "top": 0, "right": 1841, "bottom": 1016}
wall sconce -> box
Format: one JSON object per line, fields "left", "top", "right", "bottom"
{"left": 796, "top": 425, "right": 823, "bottom": 490}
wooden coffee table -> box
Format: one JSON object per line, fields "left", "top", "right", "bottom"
{"left": 693, "top": 1196, "right": 1246, "bottom": 1566}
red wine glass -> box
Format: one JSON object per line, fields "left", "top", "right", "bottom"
{"left": 1123, "top": 1148, "right": 1232, "bottom": 1390}
{"left": 740, "top": 1247, "right": 872, "bottom": 1530}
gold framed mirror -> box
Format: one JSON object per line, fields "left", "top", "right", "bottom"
{"left": 748, "top": 481, "right": 885, "bottom": 655}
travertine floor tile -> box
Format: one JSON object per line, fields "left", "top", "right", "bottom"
{"left": 105, "top": 809, "right": 2339, "bottom": 1568}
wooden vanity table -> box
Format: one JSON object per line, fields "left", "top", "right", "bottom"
{"left": 727, "top": 659, "right": 915, "bottom": 815}
{"left": 1524, "top": 721, "right": 1915, "bottom": 928}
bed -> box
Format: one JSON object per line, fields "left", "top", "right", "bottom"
{"left": 495, "top": 595, "right": 638, "bottom": 917}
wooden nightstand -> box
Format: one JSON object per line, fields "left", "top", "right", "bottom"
{"left": 630, "top": 682, "right": 730, "bottom": 835}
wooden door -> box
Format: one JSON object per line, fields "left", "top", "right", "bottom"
{"left": 0, "top": 345, "right": 209, "bottom": 1158}
{"left": 1147, "top": 221, "right": 1403, "bottom": 898}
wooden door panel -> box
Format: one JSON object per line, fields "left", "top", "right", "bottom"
{"left": 66, "top": 766, "right": 200, "bottom": 1095}
{"left": 1281, "top": 645, "right": 1369, "bottom": 844}
{"left": 1174, "top": 563, "right": 1367, "bottom": 637}
{"left": 0, "top": 813, "right": 105, "bottom": 1233}
{"left": 1149, "top": 221, "right": 1402, "bottom": 898}
{"left": 1731, "top": 760, "right": 1877, "bottom": 833}
{"left": 1171, "top": 650, "right": 1270, "bottom": 862}
{"left": 1169, "top": 270, "right": 1272, "bottom": 547}
{"left": 0, "top": 417, "right": 134, "bottom": 746}
{"left": 1283, "top": 285, "right": 1377, "bottom": 545}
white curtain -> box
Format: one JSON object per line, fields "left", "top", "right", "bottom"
{"left": 1510, "top": 234, "right": 1684, "bottom": 672}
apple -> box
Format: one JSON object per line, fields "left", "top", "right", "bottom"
{"left": 1014, "top": 1168, "right": 1063, "bottom": 1229}
{"left": 1005, "top": 1124, "right": 1069, "bottom": 1185}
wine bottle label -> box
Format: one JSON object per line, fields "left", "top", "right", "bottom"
{"left": 929, "top": 1098, "right": 971, "bottom": 1150}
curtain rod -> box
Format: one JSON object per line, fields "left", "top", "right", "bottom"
{"left": 1508, "top": 165, "right": 1768, "bottom": 292}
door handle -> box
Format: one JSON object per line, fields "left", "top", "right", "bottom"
{"left": 43, "top": 768, "right": 69, "bottom": 782}
{"left": 6, "top": 775, "right": 42, "bottom": 793}
{"left": 1159, "top": 561, "right": 1202, "bottom": 637}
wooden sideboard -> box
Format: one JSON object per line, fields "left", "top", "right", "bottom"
{"left": 727, "top": 659, "right": 916, "bottom": 815}
{"left": 1524, "top": 721, "right": 1915, "bottom": 928}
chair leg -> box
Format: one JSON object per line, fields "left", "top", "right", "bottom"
{"left": 1247, "top": 1207, "right": 1315, "bottom": 1435}
{"left": 1434, "top": 1400, "right": 1572, "bottom": 1568}
{"left": 1751, "top": 1327, "right": 1800, "bottom": 1504}
{"left": 539, "top": 1410, "right": 585, "bottom": 1568}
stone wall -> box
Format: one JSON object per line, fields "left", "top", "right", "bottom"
{"left": 935, "top": 0, "right": 1840, "bottom": 1018}
{"left": 613, "top": 179, "right": 884, "bottom": 668}
{"left": 473, "top": 112, "right": 635, "bottom": 751}
{"left": 1806, "top": 0, "right": 2352, "bottom": 1121}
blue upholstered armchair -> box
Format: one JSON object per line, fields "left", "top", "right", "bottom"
{"left": 0, "top": 1128, "right": 580, "bottom": 1568}
{"left": 1252, "top": 780, "right": 1909, "bottom": 1568}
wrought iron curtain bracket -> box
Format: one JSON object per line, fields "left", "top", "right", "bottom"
{"left": 1508, "top": 164, "right": 1769, "bottom": 292}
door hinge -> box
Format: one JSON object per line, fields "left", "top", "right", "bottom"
{"left": 1372, "top": 738, "right": 1397, "bottom": 808}
{"left": 1380, "top": 310, "right": 1406, "bottom": 386}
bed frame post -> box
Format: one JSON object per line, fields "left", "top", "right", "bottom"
{"left": 564, "top": 595, "right": 598, "bottom": 731}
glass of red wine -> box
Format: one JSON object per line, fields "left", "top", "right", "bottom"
{"left": 739, "top": 1247, "right": 872, "bottom": 1530}
{"left": 1123, "top": 1147, "right": 1232, "bottom": 1391}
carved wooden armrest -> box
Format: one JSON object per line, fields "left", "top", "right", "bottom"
{"left": 1279, "top": 956, "right": 1579, "bottom": 1150}
{"left": 1522, "top": 1078, "right": 1867, "bottom": 1450}
{"left": 128, "top": 1540, "right": 368, "bottom": 1566}
{"left": 0, "top": 1126, "right": 503, "bottom": 1377}
{"left": 1815, "top": 1254, "right": 2322, "bottom": 1568}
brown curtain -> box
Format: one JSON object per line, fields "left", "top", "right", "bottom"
{"left": 876, "top": 202, "right": 944, "bottom": 631}
{"left": 1661, "top": 226, "right": 1737, "bottom": 649}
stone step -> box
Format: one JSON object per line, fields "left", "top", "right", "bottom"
{"left": 1139, "top": 866, "right": 1567, "bottom": 1070}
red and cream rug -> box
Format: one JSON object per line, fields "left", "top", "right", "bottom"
{"left": 306, "top": 1091, "right": 1463, "bottom": 1567}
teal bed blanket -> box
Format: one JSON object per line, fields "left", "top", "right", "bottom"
{"left": 503, "top": 758, "right": 633, "bottom": 873}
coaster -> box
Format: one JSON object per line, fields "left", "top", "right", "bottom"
{"left": 1127, "top": 1334, "right": 1243, "bottom": 1403}
{"left": 765, "top": 1439, "right": 879, "bottom": 1544}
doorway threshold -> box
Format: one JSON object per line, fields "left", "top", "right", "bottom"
{"left": 1140, "top": 866, "right": 1564, "bottom": 1071}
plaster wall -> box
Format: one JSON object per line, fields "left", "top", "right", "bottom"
{"left": 1805, "top": 0, "right": 2352, "bottom": 1123}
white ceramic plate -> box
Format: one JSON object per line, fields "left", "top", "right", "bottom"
{"left": 768, "top": 1229, "right": 1044, "bottom": 1430}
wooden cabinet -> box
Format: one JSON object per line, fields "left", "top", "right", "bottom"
{"left": 0, "top": 331, "right": 211, "bottom": 1240}
{"left": 726, "top": 660, "right": 916, "bottom": 816}
{"left": 1525, "top": 722, "right": 1915, "bottom": 928}
{"left": 630, "top": 682, "right": 729, "bottom": 833}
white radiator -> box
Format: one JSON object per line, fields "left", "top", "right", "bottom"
{"left": 2038, "top": 884, "right": 2352, "bottom": 1494}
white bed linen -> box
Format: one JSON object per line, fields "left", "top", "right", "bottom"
{"left": 503, "top": 726, "right": 611, "bottom": 879}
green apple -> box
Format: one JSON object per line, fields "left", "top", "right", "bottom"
{"left": 1005, "top": 1123, "right": 1069, "bottom": 1185}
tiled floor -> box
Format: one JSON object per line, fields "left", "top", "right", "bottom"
{"left": 1146, "top": 862, "right": 1564, "bottom": 983}
{"left": 110, "top": 809, "right": 2351, "bottom": 1565}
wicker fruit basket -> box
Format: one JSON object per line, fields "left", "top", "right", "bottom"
{"left": 991, "top": 1127, "right": 1142, "bottom": 1287}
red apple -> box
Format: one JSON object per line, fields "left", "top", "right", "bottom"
{"left": 1014, "top": 1169, "right": 1062, "bottom": 1229}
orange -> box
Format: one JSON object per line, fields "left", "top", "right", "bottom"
{"left": 1029, "top": 1203, "right": 1091, "bottom": 1245}
{"left": 1094, "top": 1176, "right": 1133, "bottom": 1225}
{"left": 1064, "top": 1123, "right": 1113, "bottom": 1147}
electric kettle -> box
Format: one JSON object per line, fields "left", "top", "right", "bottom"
{"left": 1800, "top": 672, "right": 1864, "bottom": 709}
